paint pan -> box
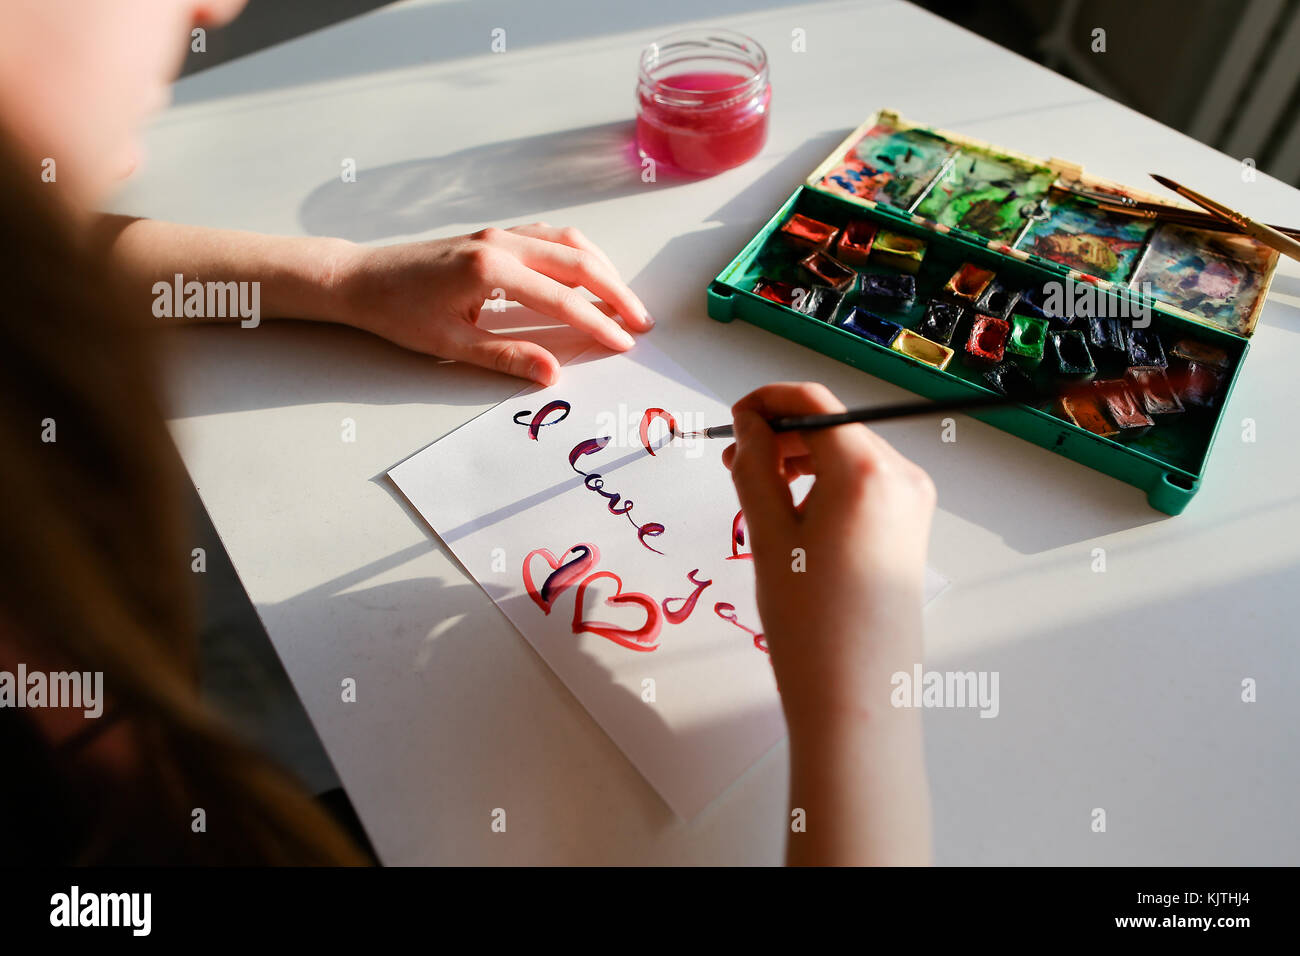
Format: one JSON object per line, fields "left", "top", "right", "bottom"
{"left": 798, "top": 285, "right": 844, "bottom": 323}
{"left": 917, "top": 298, "right": 965, "bottom": 345}
{"left": 840, "top": 307, "right": 902, "bottom": 346}
{"left": 1055, "top": 394, "right": 1118, "bottom": 438}
{"left": 964, "top": 314, "right": 1010, "bottom": 368}
{"left": 1178, "top": 361, "right": 1224, "bottom": 408}
{"left": 1124, "top": 366, "right": 1184, "bottom": 418}
{"left": 983, "top": 360, "right": 1037, "bottom": 402}
{"left": 890, "top": 329, "right": 954, "bottom": 370}
{"left": 870, "top": 230, "right": 927, "bottom": 274}
{"left": 858, "top": 272, "right": 916, "bottom": 311}
{"left": 1125, "top": 327, "right": 1168, "bottom": 368}
{"left": 1092, "top": 380, "right": 1155, "bottom": 437}
{"left": 1169, "top": 338, "right": 1231, "bottom": 370}
{"left": 1019, "top": 282, "right": 1078, "bottom": 330}
{"left": 778, "top": 213, "right": 838, "bottom": 251}
{"left": 1017, "top": 284, "right": 1049, "bottom": 319}
{"left": 1048, "top": 330, "right": 1096, "bottom": 380}
{"left": 974, "top": 280, "right": 1021, "bottom": 321}
{"left": 752, "top": 276, "right": 799, "bottom": 307}
{"left": 943, "top": 262, "right": 995, "bottom": 302}
{"left": 835, "top": 219, "right": 878, "bottom": 267}
{"left": 800, "top": 250, "right": 857, "bottom": 291}
{"left": 1086, "top": 316, "right": 1127, "bottom": 359}
{"left": 1005, "top": 313, "right": 1048, "bottom": 367}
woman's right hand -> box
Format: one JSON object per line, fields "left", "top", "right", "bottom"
{"left": 721, "top": 382, "right": 936, "bottom": 732}
{"left": 723, "top": 381, "right": 937, "bottom": 865}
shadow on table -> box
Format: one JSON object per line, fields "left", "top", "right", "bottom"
{"left": 1258, "top": 271, "right": 1300, "bottom": 338}
{"left": 320, "top": 468, "right": 1300, "bottom": 863}
{"left": 921, "top": 560, "right": 1300, "bottom": 865}
{"left": 174, "top": 0, "right": 825, "bottom": 106}
{"left": 261, "top": 490, "right": 783, "bottom": 863}
{"left": 873, "top": 411, "right": 1169, "bottom": 554}
{"left": 265, "top": 569, "right": 672, "bottom": 862}
{"left": 298, "top": 121, "right": 708, "bottom": 242}
{"left": 157, "top": 310, "right": 593, "bottom": 419}
{"left": 168, "top": 124, "right": 852, "bottom": 422}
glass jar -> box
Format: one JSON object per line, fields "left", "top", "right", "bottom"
{"left": 635, "top": 29, "right": 771, "bottom": 176}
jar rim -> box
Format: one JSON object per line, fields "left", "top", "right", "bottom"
{"left": 637, "top": 27, "right": 768, "bottom": 98}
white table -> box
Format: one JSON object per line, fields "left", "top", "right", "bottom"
{"left": 115, "top": 0, "right": 1300, "bottom": 864}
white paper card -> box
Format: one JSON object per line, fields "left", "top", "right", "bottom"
{"left": 389, "top": 342, "right": 948, "bottom": 818}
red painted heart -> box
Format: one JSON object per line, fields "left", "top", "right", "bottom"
{"left": 523, "top": 543, "right": 600, "bottom": 615}
{"left": 572, "top": 571, "right": 662, "bottom": 651}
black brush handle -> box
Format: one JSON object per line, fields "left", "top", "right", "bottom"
{"left": 699, "top": 391, "right": 1029, "bottom": 439}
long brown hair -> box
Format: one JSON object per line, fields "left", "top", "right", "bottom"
{"left": 0, "top": 127, "right": 365, "bottom": 864}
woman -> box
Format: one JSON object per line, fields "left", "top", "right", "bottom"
{"left": 0, "top": 0, "right": 935, "bottom": 865}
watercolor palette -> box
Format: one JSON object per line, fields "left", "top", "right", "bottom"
{"left": 706, "top": 111, "right": 1275, "bottom": 513}
{"left": 809, "top": 110, "right": 1279, "bottom": 336}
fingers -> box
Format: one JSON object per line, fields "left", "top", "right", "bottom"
{"left": 728, "top": 408, "right": 799, "bottom": 546}
{"left": 728, "top": 382, "right": 938, "bottom": 518}
{"left": 435, "top": 321, "right": 560, "bottom": 385}
{"left": 506, "top": 222, "right": 617, "bottom": 273}
{"left": 493, "top": 224, "right": 655, "bottom": 333}
{"left": 723, "top": 443, "right": 814, "bottom": 483}
{"left": 730, "top": 382, "right": 894, "bottom": 491}
{"left": 484, "top": 252, "right": 637, "bottom": 352}
{"left": 722, "top": 430, "right": 810, "bottom": 470}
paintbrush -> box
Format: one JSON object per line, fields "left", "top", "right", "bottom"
{"left": 1150, "top": 173, "right": 1300, "bottom": 262}
{"left": 1052, "top": 179, "right": 1300, "bottom": 238}
{"left": 682, "top": 390, "right": 1064, "bottom": 440}
{"left": 1051, "top": 180, "right": 1146, "bottom": 209}
{"left": 1096, "top": 201, "right": 1300, "bottom": 240}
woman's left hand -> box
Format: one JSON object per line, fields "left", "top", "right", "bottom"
{"left": 329, "top": 223, "right": 653, "bottom": 385}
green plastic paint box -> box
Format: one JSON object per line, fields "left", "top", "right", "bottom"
{"left": 706, "top": 110, "right": 1279, "bottom": 514}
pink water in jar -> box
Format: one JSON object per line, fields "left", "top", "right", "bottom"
{"left": 635, "top": 30, "right": 770, "bottom": 175}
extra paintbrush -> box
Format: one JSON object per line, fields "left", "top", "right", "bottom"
{"left": 1150, "top": 173, "right": 1300, "bottom": 262}
{"left": 1052, "top": 179, "right": 1300, "bottom": 238}
{"left": 1096, "top": 201, "right": 1300, "bottom": 240}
